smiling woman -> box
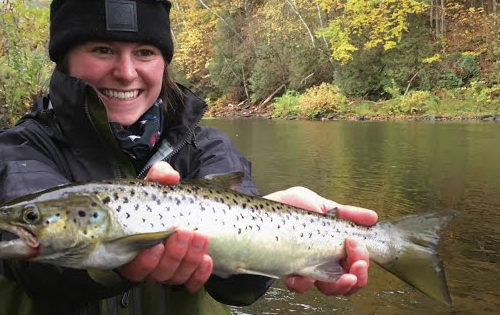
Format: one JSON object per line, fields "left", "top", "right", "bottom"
{"left": 0, "top": 0, "right": 377, "bottom": 314}
{"left": 67, "top": 41, "right": 165, "bottom": 126}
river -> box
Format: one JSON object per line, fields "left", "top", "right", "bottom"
{"left": 202, "top": 119, "right": 500, "bottom": 315}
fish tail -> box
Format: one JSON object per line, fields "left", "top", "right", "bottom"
{"left": 374, "top": 211, "right": 455, "bottom": 305}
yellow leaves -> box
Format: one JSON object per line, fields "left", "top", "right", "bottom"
{"left": 319, "top": 0, "right": 426, "bottom": 63}
{"left": 171, "top": 2, "right": 218, "bottom": 80}
{"left": 422, "top": 54, "right": 442, "bottom": 64}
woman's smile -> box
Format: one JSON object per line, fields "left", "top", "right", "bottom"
{"left": 99, "top": 89, "right": 142, "bottom": 100}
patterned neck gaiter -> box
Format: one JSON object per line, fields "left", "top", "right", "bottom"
{"left": 110, "top": 99, "right": 164, "bottom": 161}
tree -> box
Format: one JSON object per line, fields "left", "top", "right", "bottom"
{"left": 317, "top": 0, "right": 427, "bottom": 64}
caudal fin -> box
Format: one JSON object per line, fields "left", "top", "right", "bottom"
{"left": 375, "top": 211, "right": 455, "bottom": 305}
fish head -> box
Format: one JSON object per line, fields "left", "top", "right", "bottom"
{"left": 0, "top": 192, "right": 114, "bottom": 267}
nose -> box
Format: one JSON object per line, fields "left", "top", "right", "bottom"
{"left": 112, "top": 53, "right": 138, "bottom": 82}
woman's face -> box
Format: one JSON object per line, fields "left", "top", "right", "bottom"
{"left": 68, "top": 41, "right": 165, "bottom": 126}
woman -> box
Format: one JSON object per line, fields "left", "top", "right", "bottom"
{"left": 0, "top": 0, "right": 377, "bottom": 314}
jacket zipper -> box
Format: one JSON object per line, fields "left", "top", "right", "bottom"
{"left": 136, "top": 110, "right": 205, "bottom": 179}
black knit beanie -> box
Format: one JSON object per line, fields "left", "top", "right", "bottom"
{"left": 49, "top": 0, "right": 174, "bottom": 63}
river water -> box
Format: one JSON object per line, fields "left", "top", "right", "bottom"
{"left": 202, "top": 119, "right": 500, "bottom": 315}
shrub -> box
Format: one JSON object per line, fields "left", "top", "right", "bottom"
{"left": 468, "top": 81, "right": 500, "bottom": 104}
{"left": 439, "top": 73, "right": 464, "bottom": 89}
{"left": 271, "top": 90, "right": 301, "bottom": 118}
{"left": 382, "top": 91, "right": 438, "bottom": 115}
{"left": 298, "top": 83, "right": 347, "bottom": 119}
{"left": 0, "top": 1, "right": 52, "bottom": 126}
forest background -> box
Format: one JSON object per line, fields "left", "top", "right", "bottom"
{"left": 0, "top": 0, "right": 499, "bottom": 126}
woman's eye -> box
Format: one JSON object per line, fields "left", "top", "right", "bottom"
{"left": 92, "top": 47, "right": 113, "bottom": 55}
{"left": 136, "top": 49, "right": 155, "bottom": 57}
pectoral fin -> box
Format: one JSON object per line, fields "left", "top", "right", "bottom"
{"left": 88, "top": 269, "right": 123, "bottom": 286}
{"left": 105, "top": 229, "right": 176, "bottom": 256}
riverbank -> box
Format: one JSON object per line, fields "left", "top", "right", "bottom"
{"left": 205, "top": 87, "right": 500, "bottom": 122}
{"left": 205, "top": 101, "right": 500, "bottom": 121}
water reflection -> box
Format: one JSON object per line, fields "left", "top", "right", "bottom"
{"left": 202, "top": 119, "right": 500, "bottom": 314}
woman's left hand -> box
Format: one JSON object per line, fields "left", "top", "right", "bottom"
{"left": 264, "top": 187, "right": 378, "bottom": 296}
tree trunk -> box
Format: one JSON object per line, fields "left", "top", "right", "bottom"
{"left": 441, "top": 0, "right": 445, "bottom": 34}
{"left": 430, "top": 0, "right": 434, "bottom": 29}
{"left": 493, "top": 0, "right": 498, "bottom": 25}
{"left": 197, "top": 0, "right": 244, "bottom": 42}
{"left": 285, "top": 0, "right": 316, "bottom": 47}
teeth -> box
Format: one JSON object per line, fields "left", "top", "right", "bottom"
{"left": 102, "top": 89, "right": 139, "bottom": 100}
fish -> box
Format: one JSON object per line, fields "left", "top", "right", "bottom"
{"left": 0, "top": 174, "right": 454, "bottom": 305}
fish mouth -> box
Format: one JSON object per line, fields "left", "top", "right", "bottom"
{"left": 0, "top": 224, "right": 39, "bottom": 259}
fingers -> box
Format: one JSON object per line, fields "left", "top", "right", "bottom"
{"left": 263, "top": 187, "right": 377, "bottom": 228}
{"left": 264, "top": 187, "right": 340, "bottom": 213}
{"left": 315, "top": 238, "right": 370, "bottom": 296}
{"left": 315, "top": 274, "right": 358, "bottom": 296}
{"left": 117, "top": 231, "right": 213, "bottom": 293}
{"left": 184, "top": 255, "right": 213, "bottom": 294}
{"left": 344, "top": 237, "right": 369, "bottom": 270}
{"left": 285, "top": 276, "right": 315, "bottom": 294}
{"left": 145, "top": 161, "right": 180, "bottom": 185}
{"left": 336, "top": 205, "right": 378, "bottom": 227}
{"left": 118, "top": 243, "right": 165, "bottom": 282}
{"left": 148, "top": 232, "right": 208, "bottom": 283}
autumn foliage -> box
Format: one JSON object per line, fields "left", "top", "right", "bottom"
{"left": 0, "top": 0, "right": 498, "bottom": 125}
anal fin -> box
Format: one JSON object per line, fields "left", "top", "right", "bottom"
{"left": 298, "top": 260, "right": 344, "bottom": 283}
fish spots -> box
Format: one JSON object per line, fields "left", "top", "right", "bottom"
{"left": 116, "top": 205, "right": 122, "bottom": 212}
{"left": 113, "top": 192, "right": 119, "bottom": 201}
{"left": 126, "top": 213, "right": 130, "bottom": 219}
{"left": 78, "top": 211, "right": 86, "bottom": 217}
{"left": 102, "top": 196, "right": 111, "bottom": 204}
{"left": 275, "top": 236, "right": 279, "bottom": 242}
{"left": 123, "top": 197, "right": 129, "bottom": 204}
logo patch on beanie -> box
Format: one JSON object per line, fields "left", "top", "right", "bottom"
{"left": 105, "top": 0, "right": 138, "bottom": 32}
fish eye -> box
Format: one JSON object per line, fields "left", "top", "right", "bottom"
{"left": 23, "top": 205, "right": 40, "bottom": 224}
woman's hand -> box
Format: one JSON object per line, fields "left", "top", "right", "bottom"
{"left": 264, "top": 187, "right": 378, "bottom": 296}
{"left": 117, "top": 162, "right": 213, "bottom": 294}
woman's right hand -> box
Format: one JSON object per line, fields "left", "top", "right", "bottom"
{"left": 117, "top": 162, "right": 213, "bottom": 294}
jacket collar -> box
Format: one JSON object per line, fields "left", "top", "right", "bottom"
{"left": 48, "top": 70, "right": 207, "bottom": 148}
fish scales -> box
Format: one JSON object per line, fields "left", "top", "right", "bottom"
{"left": 0, "top": 179, "right": 455, "bottom": 305}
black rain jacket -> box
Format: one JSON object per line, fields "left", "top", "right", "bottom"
{"left": 0, "top": 70, "right": 272, "bottom": 315}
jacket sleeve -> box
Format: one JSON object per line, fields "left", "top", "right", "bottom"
{"left": 188, "top": 127, "right": 275, "bottom": 306}
{"left": 0, "top": 121, "right": 133, "bottom": 303}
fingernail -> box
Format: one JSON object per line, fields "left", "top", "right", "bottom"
{"left": 201, "top": 259, "right": 211, "bottom": 272}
